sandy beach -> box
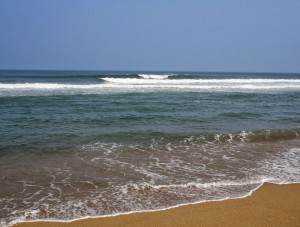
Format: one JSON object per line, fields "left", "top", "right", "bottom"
{"left": 13, "top": 183, "right": 300, "bottom": 227}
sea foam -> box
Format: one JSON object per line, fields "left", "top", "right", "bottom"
{"left": 1, "top": 79, "right": 300, "bottom": 94}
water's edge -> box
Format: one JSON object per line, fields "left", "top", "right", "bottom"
{"left": 9, "top": 181, "right": 300, "bottom": 227}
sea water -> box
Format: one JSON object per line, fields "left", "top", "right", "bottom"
{"left": 0, "top": 70, "right": 300, "bottom": 226}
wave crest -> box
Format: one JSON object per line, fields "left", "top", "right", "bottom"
{"left": 138, "top": 74, "right": 170, "bottom": 79}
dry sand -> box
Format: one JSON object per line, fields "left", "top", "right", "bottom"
{"left": 14, "top": 183, "right": 300, "bottom": 227}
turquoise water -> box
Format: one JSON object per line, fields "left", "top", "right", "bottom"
{"left": 0, "top": 71, "right": 300, "bottom": 225}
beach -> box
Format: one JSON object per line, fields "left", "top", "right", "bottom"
{"left": 13, "top": 183, "right": 300, "bottom": 227}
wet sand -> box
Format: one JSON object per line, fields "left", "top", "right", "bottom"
{"left": 14, "top": 183, "right": 300, "bottom": 227}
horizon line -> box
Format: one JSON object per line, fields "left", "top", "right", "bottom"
{"left": 0, "top": 68, "right": 300, "bottom": 75}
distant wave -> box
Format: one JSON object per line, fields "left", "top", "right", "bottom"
{"left": 101, "top": 78, "right": 300, "bottom": 84}
{"left": 1, "top": 79, "right": 300, "bottom": 97}
{"left": 0, "top": 83, "right": 104, "bottom": 89}
{"left": 99, "top": 78, "right": 300, "bottom": 90}
{"left": 138, "top": 74, "right": 171, "bottom": 79}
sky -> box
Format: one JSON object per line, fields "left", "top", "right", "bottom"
{"left": 0, "top": 0, "right": 300, "bottom": 72}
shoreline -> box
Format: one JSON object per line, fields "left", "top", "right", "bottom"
{"left": 12, "top": 182, "right": 300, "bottom": 227}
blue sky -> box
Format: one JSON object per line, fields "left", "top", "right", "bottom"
{"left": 0, "top": 0, "right": 299, "bottom": 72}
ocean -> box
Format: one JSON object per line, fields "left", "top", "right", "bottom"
{"left": 0, "top": 70, "right": 300, "bottom": 226}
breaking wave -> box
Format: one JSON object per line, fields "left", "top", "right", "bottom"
{"left": 1, "top": 79, "right": 300, "bottom": 96}
{"left": 138, "top": 74, "right": 171, "bottom": 79}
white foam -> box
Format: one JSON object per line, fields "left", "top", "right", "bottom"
{"left": 125, "top": 177, "right": 268, "bottom": 191}
{"left": 101, "top": 78, "right": 300, "bottom": 85}
{"left": 0, "top": 83, "right": 103, "bottom": 89}
{"left": 2, "top": 79, "right": 299, "bottom": 89}
{"left": 1, "top": 79, "right": 300, "bottom": 96}
{"left": 138, "top": 74, "right": 170, "bottom": 79}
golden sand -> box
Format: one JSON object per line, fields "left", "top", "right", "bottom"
{"left": 14, "top": 183, "right": 300, "bottom": 227}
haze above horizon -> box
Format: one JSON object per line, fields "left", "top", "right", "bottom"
{"left": 0, "top": 1, "right": 300, "bottom": 73}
